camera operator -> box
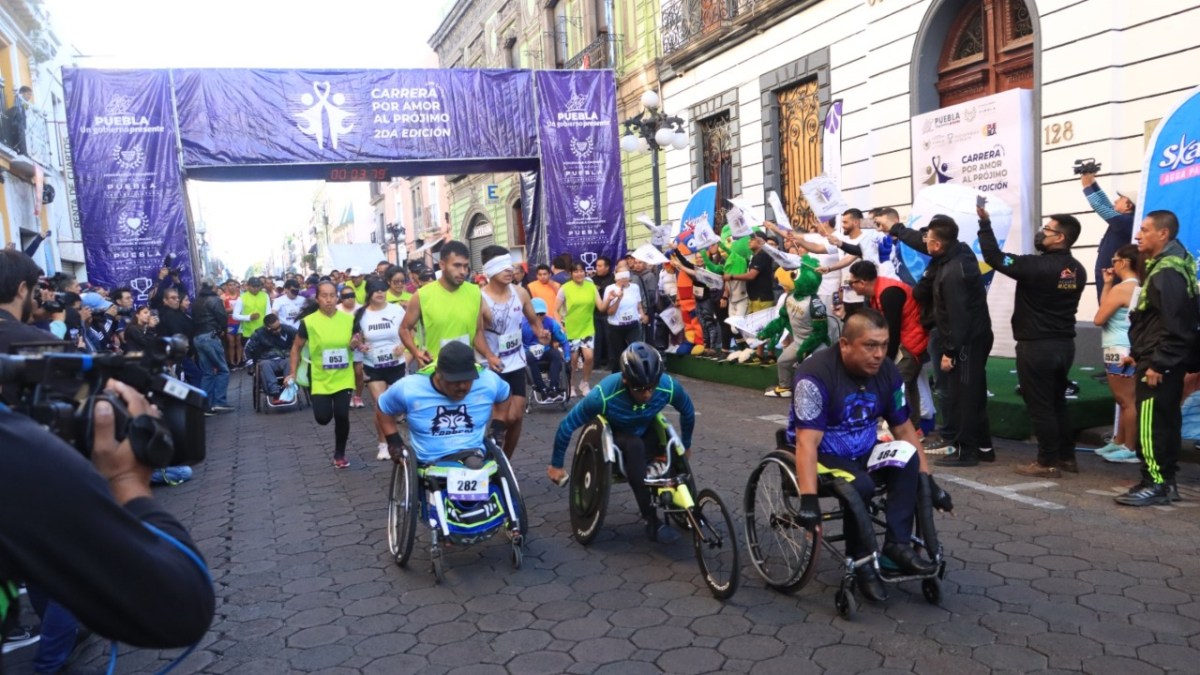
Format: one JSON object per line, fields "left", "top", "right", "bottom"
{"left": 0, "top": 379, "right": 215, "bottom": 661}
{"left": 1080, "top": 166, "right": 1137, "bottom": 302}
{"left": 0, "top": 251, "right": 59, "bottom": 359}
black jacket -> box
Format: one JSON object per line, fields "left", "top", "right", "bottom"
{"left": 892, "top": 224, "right": 991, "bottom": 357}
{"left": 977, "top": 218, "right": 1086, "bottom": 341}
{"left": 0, "top": 409, "right": 214, "bottom": 650}
{"left": 190, "top": 289, "right": 227, "bottom": 338}
{"left": 156, "top": 306, "right": 193, "bottom": 344}
{"left": 245, "top": 324, "right": 296, "bottom": 361}
{"left": 1129, "top": 239, "right": 1200, "bottom": 373}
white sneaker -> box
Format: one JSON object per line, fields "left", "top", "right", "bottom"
{"left": 578, "top": 381, "right": 591, "bottom": 396}
{"left": 376, "top": 442, "right": 390, "bottom": 461}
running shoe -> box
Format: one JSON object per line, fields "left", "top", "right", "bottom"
{"left": 332, "top": 457, "right": 350, "bottom": 469}
{"left": 763, "top": 386, "right": 792, "bottom": 398}
{"left": 1103, "top": 448, "right": 1141, "bottom": 463}
{"left": 1093, "top": 442, "right": 1123, "bottom": 458}
{"left": 351, "top": 395, "right": 364, "bottom": 409}
{"left": 376, "top": 442, "right": 390, "bottom": 461}
{"left": 578, "top": 381, "right": 591, "bottom": 396}
{"left": 2, "top": 625, "right": 40, "bottom": 654}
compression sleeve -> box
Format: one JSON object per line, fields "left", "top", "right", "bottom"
{"left": 0, "top": 411, "right": 214, "bottom": 648}
{"left": 551, "top": 386, "right": 604, "bottom": 468}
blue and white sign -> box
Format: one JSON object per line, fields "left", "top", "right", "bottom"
{"left": 1138, "top": 86, "right": 1200, "bottom": 266}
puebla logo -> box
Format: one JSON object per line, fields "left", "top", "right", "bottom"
{"left": 572, "top": 193, "right": 598, "bottom": 218}
{"left": 93, "top": 95, "right": 151, "bottom": 128}
{"left": 557, "top": 91, "right": 598, "bottom": 123}
{"left": 118, "top": 207, "right": 150, "bottom": 236}
{"left": 112, "top": 145, "right": 145, "bottom": 170}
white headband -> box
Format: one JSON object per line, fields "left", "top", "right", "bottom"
{"left": 483, "top": 254, "right": 514, "bottom": 279}
{"left": 614, "top": 270, "right": 631, "bottom": 280}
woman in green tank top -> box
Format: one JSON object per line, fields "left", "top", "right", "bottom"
{"left": 556, "top": 262, "right": 604, "bottom": 396}
{"left": 286, "top": 281, "right": 357, "bottom": 469}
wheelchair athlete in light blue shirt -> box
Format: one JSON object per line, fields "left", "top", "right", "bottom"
{"left": 378, "top": 341, "right": 511, "bottom": 464}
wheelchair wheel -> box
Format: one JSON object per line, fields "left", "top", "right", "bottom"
{"left": 835, "top": 587, "right": 857, "bottom": 619}
{"left": 252, "top": 365, "right": 262, "bottom": 413}
{"left": 568, "top": 421, "right": 611, "bottom": 545}
{"left": 493, "top": 444, "right": 528, "bottom": 538}
{"left": 743, "top": 450, "right": 821, "bottom": 594}
{"left": 692, "top": 488, "right": 740, "bottom": 599}
{"left": 386, "top": 451, "right": 418, "bottom": 567}
{"left": 922, "top": 578, "right": 941, "bottom": 605}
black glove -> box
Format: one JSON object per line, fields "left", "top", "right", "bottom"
{"left": 928, "top": 475, "right": 953, "bottom": 513}
{"left": 796, "top": 494, "right": 821, "bottom": 529}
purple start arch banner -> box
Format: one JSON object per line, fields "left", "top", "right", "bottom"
{"left": 62, "top": 68, "right": 625, "bottom": 292}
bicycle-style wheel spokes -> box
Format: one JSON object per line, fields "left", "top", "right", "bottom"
{"left": 691, "top": 488, "right": 740, "bottom": 599}
{"left": 743, "top": 451, "right": 820, "bottom": 593}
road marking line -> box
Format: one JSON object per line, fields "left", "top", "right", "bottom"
{"left": 1004, "top": 481, "right": 1058, "bottom": 492}
{"left": 935, "top": 474, "right": 1066, "bottom": 510}
{"left": 756, "top": 414, "right": 790, "bottom": 425}
{"left": 1086, "top": 489, "right": 1122, "bottom": 497}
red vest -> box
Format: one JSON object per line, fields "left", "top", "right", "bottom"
{"left": 869, "top": 276, "right": 929, "bottom": 358}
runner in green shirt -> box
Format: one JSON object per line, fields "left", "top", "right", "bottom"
{"left": 400, "top": 241, "right": 499, "bottom": 370}
{"left": 556, "top": 262, "right": 604, "bottom": 396}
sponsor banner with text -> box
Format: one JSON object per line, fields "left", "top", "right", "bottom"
{"left": 1138, "top": 86, "right": 1200, "bottom": 264}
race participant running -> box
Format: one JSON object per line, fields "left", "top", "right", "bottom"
{"left": 353, "top": 276, "right": 408, "bottom": 461}
{"left": 272, "top": 278, "right": 306, "bottom": 330}
{"left": 233, "top": 277, "right": 270, "bottom": 367}
{"left": 338, "top": 286, "right": 366, "bottom": 408}
{"left": 221, "top": 279, "right": 243, "bottom": 368}
{"left": 788, "top": 309, "right": 952, "bottom": 602}
{"left": 479, "top": 246, "right": 547, "bottom": 457}
{"left": 556, "top": 262, "right": 604, "bottom": 396}
{"left": 385, "top": 265, "right": 412, "bottom": 307}
{"left": 400, "top": 241, "right": 500, "bottom": 370}
{"left": 377, "top": 340, "right": 510, "bottom": 464}
{"left": 547, "top": 342, "right": 695, "bottom": 544}
{"left": 600, "top": 260, "right": 647, "bottom": 373}
{"left": 286, "top": 281, "right": 356, "bottom": 469}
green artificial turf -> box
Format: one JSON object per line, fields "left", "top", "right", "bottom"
{"left": 665, "top": 353, "right": 1115, "bottom": 441}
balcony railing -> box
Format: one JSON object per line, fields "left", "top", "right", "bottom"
{"left": 2, "top": 105, "right": 55, "bottom": 171}
{"left": 564, "top": 33, "right": 614, "bottom": 71}
{"left": 662, "top": 0, "right": 778, "bottom": 58}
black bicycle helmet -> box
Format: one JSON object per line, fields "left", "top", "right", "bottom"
{"left": 620, "top": 342, "right": 664, "bottom": 390}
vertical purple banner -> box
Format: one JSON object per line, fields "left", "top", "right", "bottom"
{"left": 535, "top": 70, "right": 625, "bottom": 268}
{"left": 63, "top": 69, "right": 193, "bottom": 299}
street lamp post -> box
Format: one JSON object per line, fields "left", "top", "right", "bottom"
{"left": 619, "top": 90, "right": 688, "bottom": 233}
{"left": 195, "top": 220, "right": 208, "bottom": 279}
{"left": 386, "top": 223, "right": 405, "bottom": 265}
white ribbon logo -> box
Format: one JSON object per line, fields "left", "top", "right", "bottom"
{"left": 295, "top": 81, "right": 354, "bottom": 150}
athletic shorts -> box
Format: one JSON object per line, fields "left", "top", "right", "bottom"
{"left": 228, "top": 324, "right": 240, "bottom": 336}
{"left": 363, "top": 365, "right": 405, "bottom": 385}
{"left": 570, "top": 336, "right": 595, "bottom": 352}
{"left": 748, "top": 299, "right": 775, "bottom": 314}
{"left": 500, "top": 368, "right": 527, "bottom": 398}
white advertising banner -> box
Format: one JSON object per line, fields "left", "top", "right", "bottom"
{"left": 908, "top": 88, "right": 1036, "bottom": 357}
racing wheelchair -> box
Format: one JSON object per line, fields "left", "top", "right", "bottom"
{"left": 387, "top": 436, "right": 526, "bottom": 582}
{"left": 568, "top": 414, "right": 740, "bottom": 599}
{"left": 525, "top": 344, "right": 572, "bottom": 413}
{"left": 742, "top": 429, "right": 944, "bottom": 618}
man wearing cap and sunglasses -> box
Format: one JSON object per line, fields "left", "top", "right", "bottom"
{"left": 272, "top": 279, "right": 306, "bottom": 330}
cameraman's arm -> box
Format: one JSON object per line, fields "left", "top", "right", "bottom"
{"left": 1083, "top": 180, "right": 1120, "bottom": 221}
{"left": 0, "top": 403, "right": 214, "bottom": 647}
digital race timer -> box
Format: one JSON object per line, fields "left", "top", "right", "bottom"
{"left": 326, "top": 166, "right": 392, "bottom": 182}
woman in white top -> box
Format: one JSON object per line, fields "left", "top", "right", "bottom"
{"left": 601, "top": 260, "right": 646, "bottom": 372}
{"left": 1092, "top": 244, "right": 1141, "bottom": 462}
{"left": 352, "top": 277, "right": 407, "bottom": 460}
{"left": 338, "top": 286, "right": 366, "bottom": 408}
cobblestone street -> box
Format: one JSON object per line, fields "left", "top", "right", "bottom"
{"left": 42, "top": 373, "right": 1200, "bottom": 674}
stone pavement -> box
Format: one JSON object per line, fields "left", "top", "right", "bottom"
{"left": 29, "top": 371, "right": 1200, "bottom": 674}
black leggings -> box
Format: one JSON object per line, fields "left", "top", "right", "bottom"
{"left": 607, "top": 322, "right": 643, "bottom": 372}
{"left": 612, "top": 428, "right": 662, "bottom": 522}
{"left": 311, "top": 389, "right": 352, "bottom": 459}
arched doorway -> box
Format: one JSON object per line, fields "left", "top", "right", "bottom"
{"left": 936, "top": 0, "right": 1034, "bottom": 107}
{"left": 466, "top": 214, "right": 495, "bottom": 273}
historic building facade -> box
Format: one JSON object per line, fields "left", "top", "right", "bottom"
{"left": 659, "top": 0, "right": 1199, "bottom": 319}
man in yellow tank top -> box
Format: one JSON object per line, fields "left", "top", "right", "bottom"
{"left": 400, "top": 240, "right": 498, "bottom": 368}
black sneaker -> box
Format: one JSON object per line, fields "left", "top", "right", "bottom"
{"left": 2, "top": 624, "right": 40, "bottom": 654}
{"left": 1114, "top": 482, "right": 1171, "bottom": 507}
{"left": 854, "top": 565, "right": 888, "bottom": 602}
{"left": 978, "top": 447, "right": 996, "bottom": 463}
{"left": 935, "top": 447, "right": 978, "bottom": 467}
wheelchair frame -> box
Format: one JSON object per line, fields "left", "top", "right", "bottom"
{"left": 567, "top": 414, "right": 740, "bottom": 599}
{"left": 743, "top": 438, "right": 944, "bottom": 619}
{"left": 251, "top": 358, "right": 309, "bottom": 413}
{"left": 524, "top": 345, "right": 572, "bottom": 413}
{"left": 387, "top": 437, "right": 526, "bottom": 583}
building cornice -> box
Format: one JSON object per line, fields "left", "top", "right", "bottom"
{"left": 430, "top": 0, "right": 474, "bottom": 50}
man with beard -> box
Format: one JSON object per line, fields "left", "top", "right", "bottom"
{"left": 885, "top": 214, "right": 994, "bottom": 467}
{"left": 978, "top": 207, "right": 1086, "bottom": 477}
{"left": 0, "top": 250, "right": 62, "bottom": 373}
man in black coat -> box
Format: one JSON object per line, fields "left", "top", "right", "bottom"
{"left": 887, "top": 215, "right": 994, "bottom": 466}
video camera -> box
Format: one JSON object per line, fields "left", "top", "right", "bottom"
{"left": 0, "top": 335, "right": 207, "bottom": 468}
{"left": 1073, "top": 158, "right": 1102, "bottom": 175}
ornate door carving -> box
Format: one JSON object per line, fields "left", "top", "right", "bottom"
{"left": 776, "top": 78, "right": 822, "bottom": 226}
{"left": 700, "top": 112, "right": 733, "bottom": 226}
{"left": 937, "top": 0, "right": 1034, "bottom": 107}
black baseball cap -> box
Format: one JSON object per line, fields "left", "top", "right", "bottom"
{"left": 437, "top": 341, "right": 479, "bottom": 382}
{"left": 247, "top": 277, "right": 263, "bottom": 288}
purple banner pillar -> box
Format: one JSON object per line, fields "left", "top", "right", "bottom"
{"left": 535, "top": 70, "right": 626, "bottom": 270}
{"left": 63, "top": 69, "right": 193, "bottom": 299}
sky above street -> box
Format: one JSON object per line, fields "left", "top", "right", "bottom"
{"left": 47, "top": 0, "right": 452, "bottom": 275}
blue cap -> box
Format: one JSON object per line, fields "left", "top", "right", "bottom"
{"left": 81, "top": 292, "right": 112, "bottom": 312}
{"left": 531, "top": 297, "right": 548, "bottom": 314}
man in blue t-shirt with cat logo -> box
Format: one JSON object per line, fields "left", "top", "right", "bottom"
{"left": 378, "top": 341, "right": 511, "bottom": 463}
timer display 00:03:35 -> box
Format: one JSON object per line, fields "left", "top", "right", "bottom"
{"left": 327, "top": 167, "right": 391, "bottom": 182}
